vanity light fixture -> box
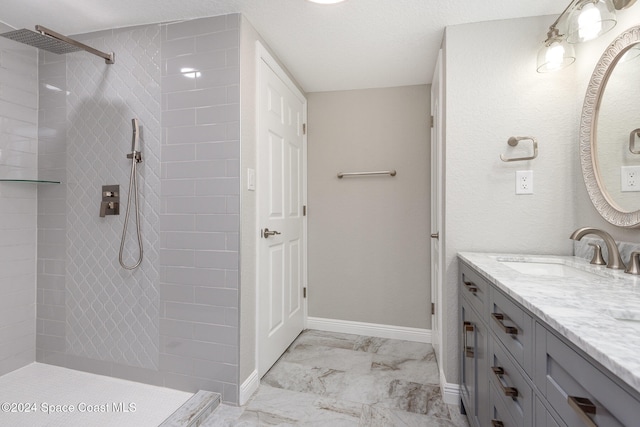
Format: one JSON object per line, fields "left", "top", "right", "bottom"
{"left": 537, "top": 27, "right": 576, "bottom": 72}
{"left": 536, "top": 0, "right": 636, "bottom": 73}
{"left": 566, "top": 0, "right": 617, "bottom": 43}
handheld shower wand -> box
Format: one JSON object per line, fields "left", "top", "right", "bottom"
{"left": 132, "top": 118, "right": 140, "bottom": 152}
{"left": 119, "top": 118, "right": 144, "bottom": 270}
{"left": 127, "top": 118, "right": 142, "bottom": 163}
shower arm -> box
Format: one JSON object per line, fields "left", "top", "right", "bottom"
{"left": 36, "top": 25, "right": 115, "bottom": 64}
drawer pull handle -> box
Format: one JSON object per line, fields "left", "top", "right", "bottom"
{"left": 463, "top": 321, "right": 474, "bottom": 358}
{"left": 491, "top": 421, "right": 504, "bottom": 427}
{"left": 491, "top": 367, "right": 519, "bottom": 398}
{"left": 568, "top": 396, "right": 597, "bottom": 427}
{"left": 463, "top": 279, "right": 478, "bottom": 293}
{"left": 492, "top": 313, "right": 518, "bottom": 335}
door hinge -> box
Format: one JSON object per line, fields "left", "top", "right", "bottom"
{"left": 303, "top": 287, "right": 307, "bottom": 298}
{"left": 429, "top": 115, "right": 434, "bottom": 128}
{"left": 431, "top": 302, "right": 435, "bottom": 315}
{"left": 303, "top": 205, "right": 307, "bottom": 216}
{"left": 302, "top": 123, "right": 307, "bottom": 135}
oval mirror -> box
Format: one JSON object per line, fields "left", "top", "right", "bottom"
{"left": 580, "top": 25, "right": 640, "bottom": 227}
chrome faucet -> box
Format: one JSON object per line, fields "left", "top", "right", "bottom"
{"left": 569, "top": 227, "right": 626, "bottom": 270}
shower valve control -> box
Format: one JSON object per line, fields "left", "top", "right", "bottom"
{"left": 100, "top": 185, "right": 120, "bottom": 217}
{"left": 127, "top": 152, "right": 143, "bottom": 163}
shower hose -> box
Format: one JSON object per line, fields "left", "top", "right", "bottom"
{"left": 119, "top": 149, "right": 144, "bottom": 270}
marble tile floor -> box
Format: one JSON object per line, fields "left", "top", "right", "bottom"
{"left": 202, "top": 330, "right": 469, "bottom": 426}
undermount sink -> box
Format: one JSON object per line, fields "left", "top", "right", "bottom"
{"left": 499, "top": 260, "right": 603, "bottom": 280}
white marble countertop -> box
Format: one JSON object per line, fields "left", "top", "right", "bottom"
{"left": 458, "top": 252, "right": 640, "bottom": 395}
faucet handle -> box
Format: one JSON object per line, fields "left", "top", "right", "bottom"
{"left": 588, "top": 243, "right": 606, "bottom": 266}
{"left": 625, "top": 251, "right": 640, "bottom": 275}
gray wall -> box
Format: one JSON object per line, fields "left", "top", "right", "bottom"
{"left": 34, "top": 15, "right": 242, "bottom": 404}
{"left": 307, "top": 86, "right": 431, "bottom": 329}
{"left": 239, "top": 17, "right": 259, "bottom": 387}
{"left": 0, "top": 22, "right": 38, "bottom": 376}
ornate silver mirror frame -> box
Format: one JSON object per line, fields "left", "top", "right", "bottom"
{"left": 580, "top": 25, "right": 640, "bottom": 228}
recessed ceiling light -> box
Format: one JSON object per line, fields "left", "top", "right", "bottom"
{"left": 307, "top": 0, "right": 347, "bottom": 4}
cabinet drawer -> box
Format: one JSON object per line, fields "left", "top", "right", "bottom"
{"left": 490, "top": 382, "right": 519, "bottom": 427}
{"left": 460, "top": 262, "right": 489, "bottom": 320}
{"left": 490, "top": 288, "right": 533, "bottom": 376}
{"left": 535, "top": 398, "right": 563, "bottom": 427}
{"left": 536, "top": 326, "right": 640, "bottom": 426}
{"left": 489, "top": 339, "right": 532, "bottom": 427}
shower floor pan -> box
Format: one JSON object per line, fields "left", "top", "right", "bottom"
{"left": 0, "top": 363, "right": 193, "bottom": 427}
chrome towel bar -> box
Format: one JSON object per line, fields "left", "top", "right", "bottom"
{"left": 337, "top": 170, "right": 397, "bottom": 179}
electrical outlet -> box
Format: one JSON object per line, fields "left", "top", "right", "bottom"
{"left": 516, "top": 170, "right": 533, "bottom": 195}
{"left": 621, "top": 166, "right": 640, "bottom": 192}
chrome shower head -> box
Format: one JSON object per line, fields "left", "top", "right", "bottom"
{"left": 0, "top": 28, "right": 82, "bottom": 54}
{"left": 0, "top": 25, "right": 115, "bottom": 64}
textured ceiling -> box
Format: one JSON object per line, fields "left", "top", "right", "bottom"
{"left": 0, "top": 0, "right": 563, "bottom": 92}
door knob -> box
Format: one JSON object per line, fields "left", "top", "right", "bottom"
{"left": 431, "top": 232, "right": 439, "bottom": 239}
{"left": 262, "top": 228, "right": 281, "bottom": 238}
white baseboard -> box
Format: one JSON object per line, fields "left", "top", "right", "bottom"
{"left": 239, "top": 369, "right": 259, "bottom": 406}
{"left": 439, "top": 368, "right": 460, "bottom": 405}
{"left": 306, "top": 317, "right": 431, "bottom": 343}
{"left": 441, "top": 381, "right": 460, "bottom": 405}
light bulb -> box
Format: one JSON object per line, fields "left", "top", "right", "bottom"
{"left": 578, "top": 3, "right": 603, "bottom": 41}
{"left": 567, "top": 0, "right": 617, "bottom": 44}
{"left": 545, "top": 43, "right": 566, "bottom": 71}
{"left": 537, "top": 37, "right": 576, "bottom": 73}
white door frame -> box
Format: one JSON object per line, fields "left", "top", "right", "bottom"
{"left": 430, "top": 49, "right": 444, "bottom": 369}
{"left": 255, "top": 41, "right": 308, "bottom": 377}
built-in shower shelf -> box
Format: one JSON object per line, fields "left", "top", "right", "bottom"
{"left": 0, "top": 179, "right": 60, "bottom": 184}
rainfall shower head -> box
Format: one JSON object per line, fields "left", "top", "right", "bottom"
{"left": 0, "top": 25, "right": 114, "bottom": 64}
{"left": 0, "top": 28, "right": 81, "bottom": 54}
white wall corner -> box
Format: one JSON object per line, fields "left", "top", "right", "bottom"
{"left": 306, "top": 317, "right": 431, "bottom": 343}
{"left": 239, "top": 369, "right": 260, "bottom": 406}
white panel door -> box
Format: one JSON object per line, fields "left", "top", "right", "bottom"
{"left": 430, "top": 49, "right": 444, "bottom": 366}
{"left": 257, "top": 47, "right": 306, "bottom": 377}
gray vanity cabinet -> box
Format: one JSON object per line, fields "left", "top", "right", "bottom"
{"left": 459, "top": 260, "right": 640, "bottom": 427}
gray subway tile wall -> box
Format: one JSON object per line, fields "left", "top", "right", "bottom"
{"left": 159, "top": 14, "right": 241, "bottom": 403}
{"left": 30, "top": 14, "right": 242, "bottom": 403}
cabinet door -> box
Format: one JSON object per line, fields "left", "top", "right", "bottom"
{"left": 461, "top": 298, "right": 489, "bottom": 427}
{"left": 461, "top": 299, "right": 476, "bottom": 423}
